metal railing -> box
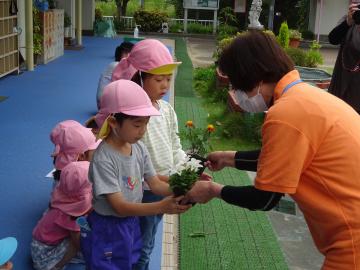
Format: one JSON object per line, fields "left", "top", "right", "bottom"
{"left": 104, "top": 15, "right": 217, "bottom": 30}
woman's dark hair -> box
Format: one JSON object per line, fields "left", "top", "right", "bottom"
{"left": 115, "top": 41, "right": 134, "bottom": 62}
{"left": 131, "top": 71, "right": 152, "bottom": 87}
{"left": 218, "top": 31, "right": 294, "bottom": 92}
{"left": 113, "top": 112, "right": 142, "bottom": 126}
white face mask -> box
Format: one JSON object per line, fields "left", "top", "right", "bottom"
{"left": 234, "top": 85, "right": 268, "bottom": 113}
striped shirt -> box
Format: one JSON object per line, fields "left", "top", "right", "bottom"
{"left": 141, "top": 100, "right": 186, "bottom": 189}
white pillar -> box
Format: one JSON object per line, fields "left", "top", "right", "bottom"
{"left": 76, "top": 0, "right": 82, "bottom": 46}
{"left": 316, "top": 0, "right": 324, "bottom": 42}
{"left": 184, "top": 8, "right": 188, "bottom": 34}
{"left": 213, "top": 10, "right": 217, "bottom": 35}
{"left": 268, "top": 0, "right": 275, "bottom": 30}
{"left": 25, "top": 0, "right": 33, "bottom": 71}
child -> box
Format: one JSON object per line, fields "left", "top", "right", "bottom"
{"left": 31, "top": 161, "right": 92, "bottom": 270}
{"left": 111, "top": 39, "right": 187, "bottom": 270}
{"left": 0, "top": 237, "right": 17, "bottom": 270}
{"left": 96, "top": 41, "right": 134, "bottom": 109}
{"left": 81, "top": 80, "right": 191, "bottom": 269}
{"left": 50, "top": 120, "right": 100, "bottom": 182}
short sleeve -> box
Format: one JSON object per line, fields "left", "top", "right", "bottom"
{"left": 90, "top": 160, "right": 121, "bottom": 196}
{"left": 142, "top": 144, "right": 157, "bottom": 180}
{"left": 54, "top": 212, "right": 80, "bottom": 232}
{"left": 255, "top": 120, "right": 315, "bottom": 194}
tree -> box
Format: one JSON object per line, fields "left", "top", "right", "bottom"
{"left": 115, "top": 0, "right": 130, "bottom": 17}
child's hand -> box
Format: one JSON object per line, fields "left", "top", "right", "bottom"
{"left": 160, "top": 195, "right": 191, "bottom": 214}
{"left": 199, "top": 172, "right": 212, "bottom": 181}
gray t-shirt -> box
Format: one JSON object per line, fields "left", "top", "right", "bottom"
{"left": 89, "top": 141, "right": 156, "bottom": 217}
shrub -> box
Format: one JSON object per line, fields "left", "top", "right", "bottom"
{"left": 64, "top": 12, "right": 71, "bottom": 28}
{"left": 289, "top": 29, "right": 302, "bottom": 40}
{"left": 219, "top": 7, "right": 238, "bottom": 26}
{"left": 133, "top": 9, "right": 168, "bottom": 32}
{"left": 305, "top": 40, "right": 323, "bottom": 67}
{"left": 95, "top": 8, "right": 104, "bottom": 21}
{"left": 113, "top": 16, "right": 126, "bottom": 32}
{"left": 285, "top": 47, "right": 307, "bottom": 66}
{"left": 301, "top": 30, "right": 314, "bottom": 40}
{"left": 277, "top": 21, "right": 290, "bottom": 49}
{"left": 33, "top": 7, "right": 42, "bottom": 56}
{"left": 222, "top": 112, "right": 263, "bottom": 144}
{"left": 187, "top": 23, "right": 212, "bottom": 34}
{"left": 217, "top": 24, "right": 238, "bottom": 41}
{"left": 95, "top": 1, "right": 117, "bottom": 16}
{"left": 169, "top": 22, "right": 183, "bottom": 33}
{"left": 194, "top": 67, "right": 228, "bottom": 103}
{"left": 305, "top": 50, "right": 323, "bottom": 67}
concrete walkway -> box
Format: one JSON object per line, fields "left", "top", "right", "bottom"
{"left": 184, "top": 37, "right": 337, "bottom": 270}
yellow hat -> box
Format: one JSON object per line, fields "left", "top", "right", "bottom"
{"left": 146, "top": 63, "right": 181, "bottom": 75}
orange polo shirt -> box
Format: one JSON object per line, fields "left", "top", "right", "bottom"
{"left": 255, "top": 70, "right": 360, "bottom": 269}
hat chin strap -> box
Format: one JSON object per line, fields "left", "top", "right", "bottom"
{"left": 139, "top": 71, "right": 144, "bottom": 88}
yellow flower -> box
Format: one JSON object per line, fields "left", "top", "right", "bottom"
{"left": 185, "top": 120, "right": 194, "bottom": 128}
{"left": 207, "top": 124, "right": 215, "bottom": 132}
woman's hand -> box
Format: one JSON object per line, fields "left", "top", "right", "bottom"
{"left": 182, "top": 181, "right": 224, "bottom": 204}
{"left": 347, "top": 2, "right": 360, "bottom": 26}
{"left": 205, "top": 151, "right": 236, "bottom": 171}
{"left": 159, "top": 195, "right": 191, "bottom": 214}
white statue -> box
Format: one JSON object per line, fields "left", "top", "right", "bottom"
{"left": 248, "top": 0, "right": 264, "bottom": 29}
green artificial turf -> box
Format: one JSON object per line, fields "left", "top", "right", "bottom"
{"left": 174, "top": 37, "right": 289, "bottom": 270}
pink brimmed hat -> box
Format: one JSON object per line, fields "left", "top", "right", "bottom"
{"left": 95, "top": 79, "right": 160, "bottom": 139}
{"left": 50, "top": 120, "right": 101, "bottom": 170}
{"left": 111, "top": 39, "right": 181, "bottom": 81}
{"left": 51, "top": 161, "right": 92, "bottom": 217}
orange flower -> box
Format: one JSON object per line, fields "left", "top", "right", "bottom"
{"left": 207, "top": 124, "right": 215, "bottom": 132}
{"left": 185, "top": 120, "right": 194, "bottom": 128}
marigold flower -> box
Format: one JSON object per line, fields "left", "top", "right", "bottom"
{"left": 185, "top": 120, "right": 194, "bottom": 128}
{"left": 207, "top": 124, "right": 215, "bottom": 132}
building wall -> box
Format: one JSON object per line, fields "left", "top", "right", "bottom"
{"left": 310, "top": 0, "right": 347, "bottom": 37}
{"left": 57, "top": 0, "right": 95, "bottom": 36}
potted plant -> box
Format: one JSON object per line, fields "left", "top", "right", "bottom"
{"left": 33, "top": 7, "right": 42, "bottom": 64}
{"left": 169, "top": 156, "right": 204, "bottom": 196}
{"left": 289, "top": 29, "right": 302, "bottom": 48}
{"left": 169, "top": 121, "right": 215, "bottom": 196}
{"left": 64, "top": 12, "right": 71, "bottom": 38}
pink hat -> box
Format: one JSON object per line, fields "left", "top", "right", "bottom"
{"left": 50, "top": 120, "right": 101, "bottom": 170}
{"left": 111, "top": 39, "right": 181, "bottom": 81}
{"left": 95, "top": 80, "right": 160, "bottom": 139}
{"left": 51, "top": 161, "right": 92, "bottom": 217}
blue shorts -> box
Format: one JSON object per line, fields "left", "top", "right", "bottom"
{"left": 81, "top": 211, "right": 142, "bottom": 270}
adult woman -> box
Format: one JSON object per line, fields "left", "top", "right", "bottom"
{"left": 328, "top": 1, "right": 360, "bottom": 113}
{"left": 184, "top": 31, "right": 360, "bottom": 269}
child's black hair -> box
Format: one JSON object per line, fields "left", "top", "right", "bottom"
{"left": 52, "top": 157, "right": 61, "bottom": 180}
{"left": 53, "top": 169, "right": 61, "bottom": 181}
{"left": 85, "top": 118, "right": 98, "bottom": 129}
{"left": 131, "top": 71, "right": 151, "bottom": 87}
{"left": 114, "top": 41, "right": 134, "bottom": 62}
{"left": 113, "top": 112, "right": 143, "bottom": 126}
